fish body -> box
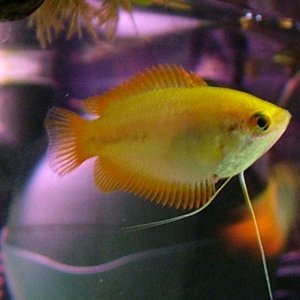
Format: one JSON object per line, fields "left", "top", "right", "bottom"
{"left": 45, "top": 65, "right": 291, "bottom": 210}
{"left": 86, "top": 87, "right": 288, "bottom": 179}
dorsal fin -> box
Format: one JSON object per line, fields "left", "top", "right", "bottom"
{"left": 83, "top": 64, "right": 207, "bottom": 116}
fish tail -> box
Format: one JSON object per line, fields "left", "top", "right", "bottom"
{"left": 45, "top": 107, "right": 89, "bottom": 176}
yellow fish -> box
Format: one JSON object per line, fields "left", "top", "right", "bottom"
{"left": 45, "top": 65, "right": 290, "bottom": 211}
{"left": 45, "top": 65, "right": 290, "bottom": 300}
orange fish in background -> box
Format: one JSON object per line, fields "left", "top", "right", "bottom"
{"left": 218, "top": 163, "right": 298, "bottom": 258}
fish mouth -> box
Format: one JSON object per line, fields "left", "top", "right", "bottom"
{"left": 273, "top": 108, "right": 291, "bottom": 134}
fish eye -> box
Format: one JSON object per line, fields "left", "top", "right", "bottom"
{"left": 250, "top": 112, "right": 271, "bottom": 132}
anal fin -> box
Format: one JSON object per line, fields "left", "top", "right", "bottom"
{"left": 94, "top": 158, "right": 123, "bottom": 191}
{"left": 123, "top": 177, "right": 232, "bottom": 231}
{"left": 93, "top": 157, "right": 217, "bottom": 210}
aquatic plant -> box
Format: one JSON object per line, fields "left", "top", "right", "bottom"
{"left": 28, "top": 0, "right": 152, "bottom": 47}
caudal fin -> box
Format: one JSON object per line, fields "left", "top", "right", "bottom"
{"left": 45, "top": 107, "right": 88, "bottom": 176}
